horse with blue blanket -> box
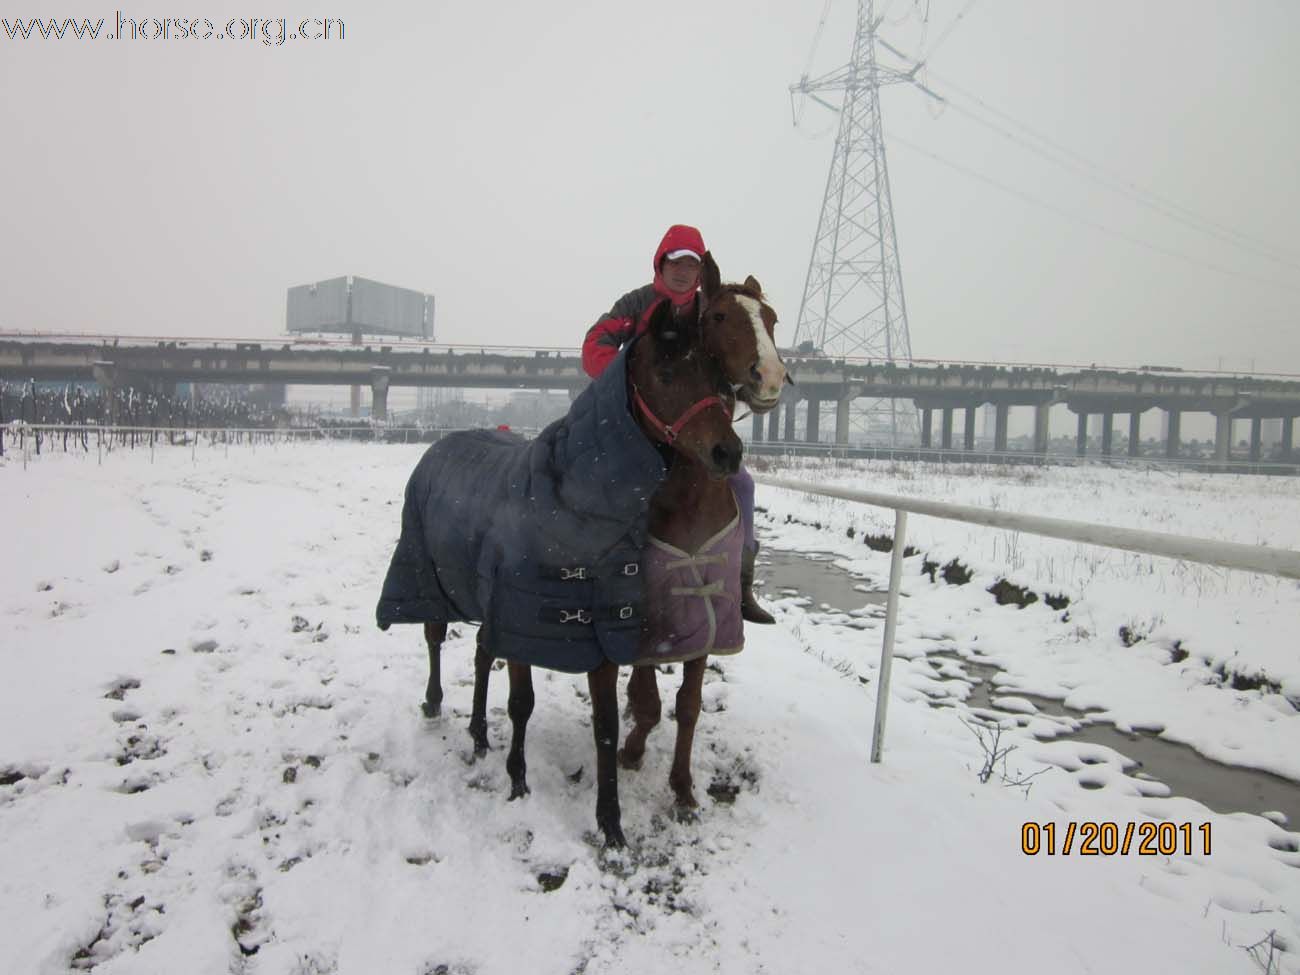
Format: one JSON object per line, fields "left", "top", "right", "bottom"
{"left": 377, "top": 255, "right": 785, "bottom": 847}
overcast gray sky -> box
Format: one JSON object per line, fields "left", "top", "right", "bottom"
{"left": 3, "top": 0, "right": 1297, "bottom": 375}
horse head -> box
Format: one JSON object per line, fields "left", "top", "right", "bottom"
{"left": 628, "top": 298, "right": 742, "bottom": 480}
{"left": 698, "top": 252, "right": 789, "bottom": 414}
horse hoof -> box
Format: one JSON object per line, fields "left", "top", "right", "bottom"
{"left": 602, "top": 825, "right": 627, "bottom": 849}
{"left": 617, "top": 748, "right": 642, "bottom": 771}
{"left": 421, "top": 700, "right": 441, "bottom": 719}
{"left": 469, "top": 727, "right": 490, "bottom": 759}
{"left": 672, "top": 801, "right": 700, "bottom": 824}
{"left": 509, "top": 781, "right": 530, "bottom": 801}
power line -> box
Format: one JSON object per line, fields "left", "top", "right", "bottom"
{"left": 924, "top": 69, "right": 1300, "bottom": 272}
{"left": 800, "top": 0, "right": 833, "bottom": 81}
{"left": 887, "top": 130, "right": 1300, "bottom": 298}
{"left": 793, "top": 0, "right": 835, "bottom": 128}
{"left": 939, "top": 96, "right": 1300, "bottom": 274}
{"left": 882, "top": 57, "right": 1300, "bottom": 274}
{"left": 918, "top": 0, "right": 979, "bottom": 62}
{"left": 868, "top": 26, "right": 1299, "bottom": 272}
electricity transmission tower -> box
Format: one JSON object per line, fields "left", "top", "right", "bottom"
{"left": 790, "top": 0, "right": 937, "bottom": 443}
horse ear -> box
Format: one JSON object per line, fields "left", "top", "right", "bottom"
{"left": 702, "top": 251, "right": 722, "bottom": 301}
{"left": 743, "top": 274, "right": 763, "bottom": 296}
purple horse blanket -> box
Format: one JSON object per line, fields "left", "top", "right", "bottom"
{"left": 636, "top": 502, "right": 745, "bottom": 665}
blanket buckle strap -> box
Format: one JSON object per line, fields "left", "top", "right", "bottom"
{"left": 560, "top": 608, "right": 592, "bottom": 624}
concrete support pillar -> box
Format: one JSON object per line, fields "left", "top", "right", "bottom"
{"left": 994, "top": 404, "right": 1009, "bottom": 452}
{"left": 767, "top": 403, "right": 781, "bottom": 442}
{"left": 835, "top": 396, "right": 850, "bottom": 446}
{"left": 963, "top": 407, "right": 977, "bottom": 450}
{"left": 1165, "top": 409, "right": 1181, "bottom": 458}
{"left": 1249, "top": 418, "right": 1263, "bottom": 462}
{"left": 784, "top": 395, "right": 798, "bottom": 442}
{"left": 1076, "top": 412, "right": 1088, "bottom": 457}
{"left": 351, "top": 327, "right": 363, "bottom": 418}
{"left": 1128, "top": 411, "right": 1141, "bottom": 457}
{"left": 1214, "top": 412, "right": 1232, "bottom": 464}
{"left": 1283, "top": 416, "right": 1295, "bottom": 462}
{"left": 1033, "top": 403, "right": 1050, "bottom": 455}
{"left": 941, "top": 407, "right": 954, "bottom": 450}
{"left": 370, "top": 368, "right": 391, "bottom": 421}
{"left": 751, "top": 412, "right": 764, "bottom": 442}
{"left": 805, "top": 397, "right": 821, "bottom": 443}
{"left": 1101, "top": 411, "right": 1114, "bottom": 456}
{"left": 920, "top": 407, "right": 933, "bottom": 449}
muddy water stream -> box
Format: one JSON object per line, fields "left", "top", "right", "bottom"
{"left": 756, "top": 547, "right": 1300, "bottom": 828}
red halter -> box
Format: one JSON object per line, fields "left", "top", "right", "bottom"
{"left": 631, "top": 384, "right": 732, "bottom": 444}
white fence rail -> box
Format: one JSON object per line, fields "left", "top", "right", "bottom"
{"left": 745, "top": 440, "right": 1300, "bottom": 477}
{"left": 752, "top": 473, "right": 1300, "bottom": 763}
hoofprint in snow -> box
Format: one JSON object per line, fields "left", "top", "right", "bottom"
{"left": 1, "top": 443, "right": 1296, "bottom": 975}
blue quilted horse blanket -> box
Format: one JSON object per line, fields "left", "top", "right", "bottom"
{"left": 375, "top": 346, "right": 668, "bottom": 673}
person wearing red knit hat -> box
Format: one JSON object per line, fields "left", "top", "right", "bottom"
{"left": 581, "top": 224, "right": 775, "bottom": 625}
{"left": 581, "top": 224, "right": 708, "bottom": 377}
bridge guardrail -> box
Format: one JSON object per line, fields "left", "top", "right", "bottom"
{"left": 5, "top": 331, "right": 1300, "bottom": 379}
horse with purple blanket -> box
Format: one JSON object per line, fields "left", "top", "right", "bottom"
{"left": 376, "top": 255, "right": 786, "bottom": 846}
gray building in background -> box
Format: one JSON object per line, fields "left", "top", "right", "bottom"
{"left": 286, "top": 274, "right": 436, "bottom": 417}
{"left": 287, "top": 275, "right": 434, "bottom": 340}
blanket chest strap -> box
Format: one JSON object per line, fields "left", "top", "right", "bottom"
{"left": 536, "top": 604, "right": 639, "bottom": 624}
{"left": 537, "top": 562, "right": 641, "bottom": 581}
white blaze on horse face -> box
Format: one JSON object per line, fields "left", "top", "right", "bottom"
{"left": 734, "top": 294, "right": 786, "bottom": 405}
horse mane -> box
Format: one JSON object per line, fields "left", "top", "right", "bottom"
{"left": 717, "top": 281, "right": 763, "bottom": 301}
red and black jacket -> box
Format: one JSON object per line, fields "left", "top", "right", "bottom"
{"left": 581, "top": 224, "right": 706, "bottom": 378}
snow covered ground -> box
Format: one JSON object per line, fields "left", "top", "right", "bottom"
{"left": 2, "top": 441, "right": 1297, "bottom": 974}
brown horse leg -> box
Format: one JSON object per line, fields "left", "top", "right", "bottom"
{"left": 421, "top": 621, "right": 447, "bottom": 718}
{"left": 669, "top": 656, "right": 708, "bottom": 811}
{"left": 618, "top": 665, "right": 661, "bottom": 770}
{"left": 468, "top": 630, "right": 492, "bottom": 758}
{"left": 505, "top": 663, "right": 534, "bottom": 800}
{"left": 587, "top": 661, "right": 626, "bottom": 848}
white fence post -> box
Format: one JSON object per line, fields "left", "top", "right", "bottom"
{"left": 871, "top": 510, "right": 908, "bottom": 763}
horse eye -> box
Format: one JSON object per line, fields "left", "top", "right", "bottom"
{"left": 712, "top": 312, "right": 725, "bottom": 323}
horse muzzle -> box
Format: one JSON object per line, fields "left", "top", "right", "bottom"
{"left": 745, "top": 393, "right": 781, "bottom": 414}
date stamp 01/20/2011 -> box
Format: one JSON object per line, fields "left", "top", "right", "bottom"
{"left": 1021, "top": 821, "right": 1212, "bottom": 857}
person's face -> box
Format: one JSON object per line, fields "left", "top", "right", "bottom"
{"left": 661, "top": 255, "right": 701, "bottom": 294}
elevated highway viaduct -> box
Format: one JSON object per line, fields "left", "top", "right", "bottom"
{"left": 2, "top": 338, "right": 1297, "bottom": 463}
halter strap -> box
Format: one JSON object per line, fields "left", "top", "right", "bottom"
{"left": 631, "top": 385, "right": 731, "bottom": 444}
